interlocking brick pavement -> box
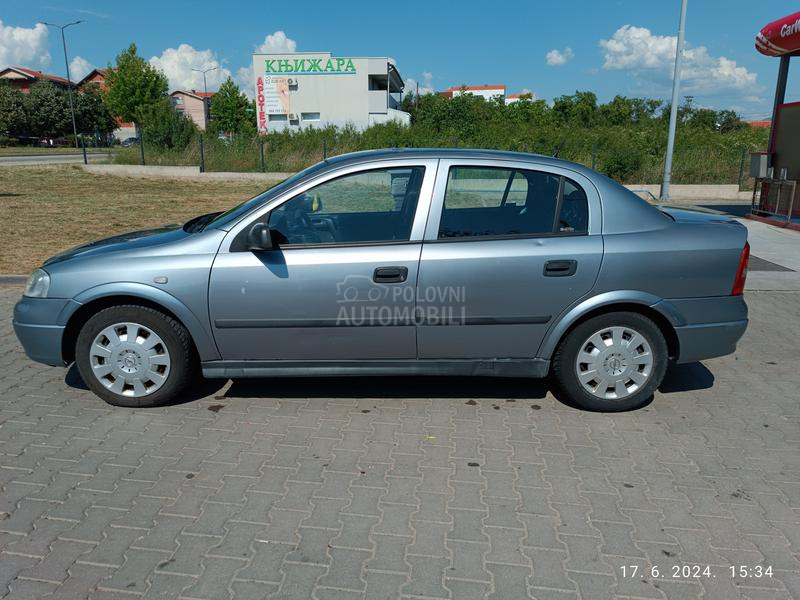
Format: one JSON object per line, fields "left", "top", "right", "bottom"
{"left": 1, "top": 285, "right": 799, "bottom": 599}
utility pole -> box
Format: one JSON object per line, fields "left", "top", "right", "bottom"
{"left": 191, "top": 66, "right": 218, "bottom": 130}
{"left": 41, "top": 20, "right": 83, "bottom": 148}
{"left": 660, "top": 0, "right": 688, "bottom": 201}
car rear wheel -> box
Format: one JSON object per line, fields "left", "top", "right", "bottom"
{"left": 75, "top": 305, "right": 196, "bottom": 407}
{"left": 552, "top": 312, "right": 668, "bottom": 412}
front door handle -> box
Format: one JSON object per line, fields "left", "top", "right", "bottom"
{"left": 543, "top": 260, "right": 577, "bottom": 277}
{"left": 374, "top": 266, "right": 408, "bottom": 283}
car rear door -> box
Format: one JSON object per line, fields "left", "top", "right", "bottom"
{"left": 416, "top": 158, "right": 603, "bottom": 359}
{"left": 208, "top": 158, "right": 438, "bottom": 361}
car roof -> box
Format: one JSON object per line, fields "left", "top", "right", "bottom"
{"left": 319, "top": 148, "right": 595, "bottom": 177}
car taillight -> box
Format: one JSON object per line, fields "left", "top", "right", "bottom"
{"left": 731, "top": 241, "right": 750, "bottom": 296}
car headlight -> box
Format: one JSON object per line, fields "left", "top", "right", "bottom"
{"left": 23, "top": 269, "right": 50, "bottom": 298}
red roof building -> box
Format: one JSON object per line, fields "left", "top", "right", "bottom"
{"left": 440, "top": 84, "right": 506, "bottom": 101}
{"left": 0, "top": 66, "right": 70, "bottom": 93}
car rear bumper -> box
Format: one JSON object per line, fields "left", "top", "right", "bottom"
{"left": 654, "top": 295, "right": 748, "bottom": 363}
{"left": 674, "top": 318, "right": 748, "bottom": 363}
{"left": 13, "top": 296, "right": 75, "bottom": 367}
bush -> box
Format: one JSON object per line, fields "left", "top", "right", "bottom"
{"left": 113, "top": 91, "right": 769, "bottom": 184}
{"left": 138, "top": 99, "right": 196, "bottom": 150}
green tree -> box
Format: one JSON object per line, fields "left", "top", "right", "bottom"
{"left": 24, "top": 81, "right": 70, "bottom": 137}
{"left": 0, "top": 81, "right": 27, "bottom": 138}
{"left": 209, "top": 77, "right": 255, "bottom": 136}
{"left": 76, "top": 83, "right": 117, "bottom": 138}
{"left": 716, "top": 109, "right": 744, "bottom": 133}
{"left": 552, "top": 91, "right": 598, "bottom": 127}
{"left": 688, "top": 107, "right": 718, "bottom": 130}
{"left": 138, "top": 98, "right": 196, "bottom": 149}
{"left": 105, "top": 43, "right": 168, "bottom": 127}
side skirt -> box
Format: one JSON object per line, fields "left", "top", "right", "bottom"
{"left": 201, "top": 358, "right": 550, "bottom": 379}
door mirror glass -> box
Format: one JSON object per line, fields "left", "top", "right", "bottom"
{"left": 247, "top": 222, "right": 273, "bottom": 251}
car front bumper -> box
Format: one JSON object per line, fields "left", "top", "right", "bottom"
{"left": 13, "top": 296, "right": 77, "bottom": 366}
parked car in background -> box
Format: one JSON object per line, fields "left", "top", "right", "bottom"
{"left": 37, "top": 136, "right": 70, "bottom": 148}
{"left": 13, "top": 149, "right": 750, "bottom": 411}
{"left": 120, "top": 137, "right": 140, "bottom": 147}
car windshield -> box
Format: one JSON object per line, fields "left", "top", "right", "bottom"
{"left": 204, "top": 161, "right": 330, "bottom": 230}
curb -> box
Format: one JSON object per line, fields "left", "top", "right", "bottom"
{"left": 0, "top": 275, "right": 26, "bottom": 285}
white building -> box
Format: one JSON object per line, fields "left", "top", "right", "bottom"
{"left": 440, "top": 85, "right": 506, "bottom": 101}
{"left": 251, "top": 52, "right": 410, "bottom": 133}
{"left": 505, "top": 92, "right": 536, "bottom": 104}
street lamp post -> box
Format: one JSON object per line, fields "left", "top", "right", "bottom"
{"left": 40, "top": 20, "right": 83, "bottom": 149}
{"left": 191, "top": 67, "right": 218, "bottom": 130}
{"left": 660, "top": 0, "right": 688, "bottom": 201}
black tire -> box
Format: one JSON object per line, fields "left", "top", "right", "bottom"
{"left": 552, "top": 311, "right": 668, "bottom": 412}
{"left": 75, "top": 305, "right": 197, "bottom": 408}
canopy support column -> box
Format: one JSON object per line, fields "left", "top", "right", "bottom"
{"left": 768, "top": 55, "right": 790, "bottom": 167}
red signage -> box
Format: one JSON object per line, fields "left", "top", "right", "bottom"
{"left": 756, "top": 11, "right": 800, "bottom": 56}
{"left": 256, "top": 76, "right": 267, "bottom": 132}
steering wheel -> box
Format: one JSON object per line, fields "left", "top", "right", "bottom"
{"left": 285, "top": 205, "right": 319, "bottom": 243}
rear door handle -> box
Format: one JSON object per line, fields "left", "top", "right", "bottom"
{"left": 543, "top": 260, "right": 577, "bottom": 277}
{"left": 374, "top": 266, "right": 408, "bottom": 283}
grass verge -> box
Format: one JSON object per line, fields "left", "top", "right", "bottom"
{"left": 0, "top": 165, "right": 270, "bottom": 274}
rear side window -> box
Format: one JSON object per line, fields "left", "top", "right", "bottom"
{"left": 438, "top": 166, "right": 588, "bottom": 239}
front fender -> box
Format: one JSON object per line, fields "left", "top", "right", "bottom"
{"left": 536, "top": 290, "right": 682, "bottom": 360}
{"left": 70, "top": 282, "right": 219, "bottom": 361}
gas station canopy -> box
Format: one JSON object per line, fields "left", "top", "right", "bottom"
{"left": 756, "top": 11, "right": 800, "bottom": 57}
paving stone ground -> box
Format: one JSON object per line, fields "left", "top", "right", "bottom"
{"left": 1, "top": 285, "right": 798, "bottom": 599}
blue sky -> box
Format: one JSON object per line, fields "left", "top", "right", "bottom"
{"left": 3, "top": 0, "right": 800, "bottom": 118}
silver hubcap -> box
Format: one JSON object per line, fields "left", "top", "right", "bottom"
{"left": 89, "top": 322, "right": 171, "bottom": 397}
{"left": 575, "top": 326, "right": 654, "bottom": 400}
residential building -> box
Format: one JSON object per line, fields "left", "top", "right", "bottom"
{"left": 505, "top": 92, "right": 535, "bottom": 104}
{"left": 77, "top": 69, "right": 136, "bottom": 140}
{"left": 440, "top": 84, "right": 506, "bottom": 101}
{"left": 251, "top": 52, "right": 409, "bottom": 133}
{"left": 0, "top": 66, "right": 69, "bottom": 92}
{"left": 170, "top": 90, "right": 215, "bottom": 131}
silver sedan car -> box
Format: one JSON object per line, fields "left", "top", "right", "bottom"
{"left": 13, "top": 149, "right": 749, "bottom": 411}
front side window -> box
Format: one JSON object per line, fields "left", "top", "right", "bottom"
{"left": 438, "top": 166, "right": 588, "bottom": 239}
{"left": 268, "top": 166, "right": 425, "bottom": 245}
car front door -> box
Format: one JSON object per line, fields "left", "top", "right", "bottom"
{"left": 208, "top": 159, "right": 437, "bottom": 361}
{"left": 416, "top": 159, "right": 603, "bottom": 359}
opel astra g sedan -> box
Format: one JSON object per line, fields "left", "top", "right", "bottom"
{"left": 13, "top": 149, "right": 750, "bottom": 411}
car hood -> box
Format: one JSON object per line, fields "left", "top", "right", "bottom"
{"left": 656, "top": 205, "right": 740, "bottom": 225}
{"left": 43, "top": 224, "right": 188, "bottom": 267}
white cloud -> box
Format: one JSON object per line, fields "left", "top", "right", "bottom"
{"left": 546, "top": 47, "right": 574, "bottom": 66}
{"left": 405, "top": 71, "right": 434, "bottom": 96}
{"left": 0, "top": 20, "right": 50, "bottom": 68}
{"left": 69, "top": 55, "right": 93, "bottom": 81}
{"left": 254, "top": 31, "right": 297, "bottom": 54}
{"left": 236, "top": 66, "right": 254, "bottom": 99}
{"left": 149, "top": 44, "right": 232, "bottom": 92}
{"left": 600, "top": 25, "right": 756, "bottom": 92}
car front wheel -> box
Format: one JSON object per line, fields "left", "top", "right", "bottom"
{"left": 552, "top": 311, "right": 668, "bottom": 412}
{"left": 75, "top": 305, "right": 196, "bottom": 407}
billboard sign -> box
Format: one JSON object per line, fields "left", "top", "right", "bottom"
{"left": 253, "top": 54, "right": 358, "bottom": 133}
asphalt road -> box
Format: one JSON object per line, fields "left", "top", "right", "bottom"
{"left": 0, "top": 153, "right": 112, "bottom": 166}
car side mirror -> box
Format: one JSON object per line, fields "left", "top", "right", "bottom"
{"left": 247, "top": 223, "right": 273, "bottom": 251}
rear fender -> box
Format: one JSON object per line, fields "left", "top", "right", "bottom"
{"left": 536, "top": 290, "right": 682, "bottom": 360}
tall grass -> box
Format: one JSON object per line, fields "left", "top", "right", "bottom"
{"left": 113, "top": 116, "right": 768, "bottom": 185}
